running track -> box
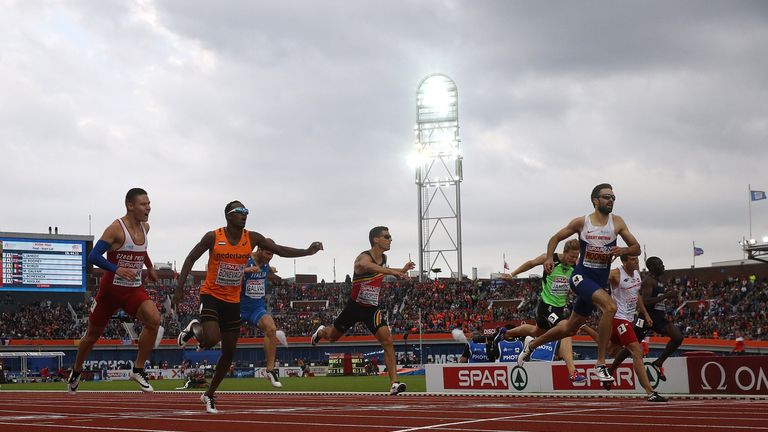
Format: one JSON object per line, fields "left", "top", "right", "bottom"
{"left": 0, "top": 391, "right": 766, "bottom": 432}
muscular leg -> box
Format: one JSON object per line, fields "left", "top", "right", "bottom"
{"left": 528, "top": 315, "right": 587, "bottom": 350}
{"left": 258, "top": 315, "right": 278, "bottom": 371}
{"left": 73, "top": 323, "right": 106, "bottom": 372}
{"left": 590, "top": 289, "right": 617, "bottom": 366}
{"left": 558, "top": 336, "right": 577, "bottom": 375}
{"left": 134, "top": 300, "right": 161, "bottom": 368}
{"left": 196, "top": 321, "right": 222, "bottom": 349}
{"left": 654, "top": 323, "right": 683, "bottom": 367}
{"left": 374, "top": 325, "right": 398, "bottom": 384}
{"left": 626, "top": 341, "right": 654, "bottom": 394}
{"left": 506, "top": 324, "right": 544, "bottom": 339}
{"left": 205, "top": 332, "right": 238, "bottom": 397}
{"left": 319, "top": 325, "right": 345, "bottom": 343}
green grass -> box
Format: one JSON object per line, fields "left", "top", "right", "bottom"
{"left": 0, "top": 375, "right": 426, "bottom": 392}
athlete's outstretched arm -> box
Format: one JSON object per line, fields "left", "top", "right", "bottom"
{"left": 354, "top": 253, "right": 413, "bottom": 279}
{"left": 544, "top": 217, "right": 583, "bottom": 273}
{"left": 172, "top": 231, "right": 214, "bottom": 307}
{"left": 249, "top": 232, "right": 323, "bottom": 258}
{"left": 505, "top": 253, "right": 547, "bottom": 279}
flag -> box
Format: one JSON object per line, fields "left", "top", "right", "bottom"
{"left": 694, "top": 246, "right": 704, "bottom": 256}
{"left": 503, "top": 260, "right": 509, "bottom": 270}
{"left": 751, "top": 190, "right": 766, "bottom": 201}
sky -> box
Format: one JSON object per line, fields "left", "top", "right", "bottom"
{"left": 1, "top": 1, "right": 767, "bottom": 281}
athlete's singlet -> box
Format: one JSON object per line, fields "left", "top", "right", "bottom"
{"left": 241, "top": 257, "right": 268, "bottom": 307}
{"left": 350, "top": 251, "right": 386, "bottom": 307}
{"left": 104, "top": 218, "right": 147, "bottom": 288}
{"left": 574, "top": 214, "right": 617, "bottom": 286}
{"left": 651, "top": 278, "right": 668, "bottom": 313}
{"left": 541, "top": 253, "right": 573, "bottom": 307}
{"left": 200, "top": 228, "right": 252, "bottom": 303}
{"left": 613, "top": 265, "right": 642, "bottom": 321}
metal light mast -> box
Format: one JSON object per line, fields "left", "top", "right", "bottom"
{"left": 414, "top": 74, "right": 463, "bottom": 281}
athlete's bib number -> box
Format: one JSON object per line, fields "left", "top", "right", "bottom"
{"left": 635, "top": 317, "right": 646, "bottom": 328}
{"left": 617, "top": 323, "right": 628, "bottom": 335}
{"left": 215, "top": 262, "right": 245, "bottom": 286}
{"left": 582, "top": 244, "right": 611, "bottom": 269}
{"left": 357, "top": 284, "right": 380, "bottom": 306}
{"left": 547, "top": 312, "right": 559, "bottom": 325}
{"left": 245, "top": 278, "right": 266, "bottom": 299}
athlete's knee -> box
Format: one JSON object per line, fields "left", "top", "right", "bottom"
{"left": 142, "top": 314, "right": 161, "bottom": 332}
{"left": 602, "top": 301, "right": 617, "bottom": 317}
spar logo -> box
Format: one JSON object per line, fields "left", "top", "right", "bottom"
{"left": 688, "top": 357, "right": 768, "bottom": 395}
{"left": 443, "top": 365, "right": 510, "bottom": 390}
{"left": 552, "top": 364, "right": 635, "bottom": 390}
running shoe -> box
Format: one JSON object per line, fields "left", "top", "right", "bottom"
{"left": 177, "top": 319, "right": 199, "bottom": 347}
{"left": 595, "top": 364, "right": 614, "bottom": 382}
{"left": 266, "top": 369, "right": 283, "bottom": 388}
{"left": 602, "top": 381, "right": 612, "bottom": 391}
{"left": 66, "top": 370, "right": 81, "bottom": 395}
{"left": 493, "top": 326, "right": 508, "bottom": 346}
{"left": 311, "top": 325, "right": 325, "bottom": 346}
{"left": 647, "top": 392, "right": 668, "bottom": 402}
{"left": 569, "top": 371, "right": 587, "bottom": 383}
{"left": 201, "top": 393, "right": 218, "bottom": 414}
{"left": 130, "top": 369, "right": 154, "bottom": 393}
{"left": 390, "top": 381, "right": 407, "bottom": 395}
{"left": 517, "top": 336, "right": 534, "bottom": 366}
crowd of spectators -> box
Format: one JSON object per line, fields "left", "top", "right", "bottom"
{"left": 1, "top": 273, "right": 766, "bottom": 342}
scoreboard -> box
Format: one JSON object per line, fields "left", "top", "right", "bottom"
{"left": 0, "top": 233, "right": 92, "bottom": 292}
{"left": 327, "top": 353, "right": 366, "bottom": 376}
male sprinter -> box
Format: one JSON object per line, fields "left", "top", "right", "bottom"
{"left": 518, "top": 183, "right": 640, "bottom": 383}
{"left": 173, "top": 200, "right": 322, "bottom": 413}
{"left": 498, "top": 239, "right": 585, "bottom": 382}
{"left": 310, "top": 226, "right": 415, "bottom": 395}
{"left": 606, "top": 254, "right": 667, "bottom": 401}
{"left": 607, "top": 256, "right": 683, "bottom": 382}
{"left": 68, "top": 188, "right": 161, "bottom": 394}
{"left": 241, "top": 243, "right": 285, "bottom": 388}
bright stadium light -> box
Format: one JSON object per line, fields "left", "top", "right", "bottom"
{"left": 413, "top": 73, "right": 463, "bottom": 281}
{"left": 763, "top": 236, "right": 768, "bottom": 243}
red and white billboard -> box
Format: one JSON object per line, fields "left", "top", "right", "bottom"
{"left": 687, "top": 356, "right": 768, "bottom": 395}
{"left": 551, "top": 364, "right": 636, "bottom": 390}
{"left": 443, "top": 365, "right": 510, "bottom": 390}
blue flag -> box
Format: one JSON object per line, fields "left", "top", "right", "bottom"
{"left": 694, "top": 247, "right": 704, "bottom": 256}
{"left": 751, "top": 190, "right": 766, "bottom": 201}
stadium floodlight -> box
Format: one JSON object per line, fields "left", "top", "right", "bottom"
{"left": 763, "top": 236, "right": 768, "bottom": 243}
{"left": 413, "top": 74, "right": 463, "bottom": 282}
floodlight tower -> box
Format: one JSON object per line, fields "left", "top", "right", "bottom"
{"left": 413, "top": 74, "right": 463, "bottom": 281}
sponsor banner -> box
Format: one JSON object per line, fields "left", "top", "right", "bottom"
{"left": 687, "top": 356, "right": 768, "bottom": 395}
{"left": 308, "top": 366, "right": 328, "bottom": 377}
{"left": 254, "top": 367, "right": 304, "bottom": 378}
{"left": 530, "top": 341, "right": 558, "bottom": 362}
{"left": 106, "top": 370, "right": 131, "bottom": 380}
{"left": 442, "top": 365, "right": 511, "bottom": 390}
{"left": 552, "top": 364, "right": 636, "bottom": 390}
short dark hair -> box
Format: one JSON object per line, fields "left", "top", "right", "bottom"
{"left": 125, "top": 188, "right": 148, "bottom": 205}
{"left": 646, "top": 256, "right": 663, "bottom": 271}
{"left": 591, "top": 183, "right": 612, "bottom": 200}
{"left": 369, "top": 226, "right": 389, "bottom": 246}
{"left": 620, "top": 253, "right": 640, "bottom": 263}
{"left": 224, "top": 200, "right": 243, "bottom": 215}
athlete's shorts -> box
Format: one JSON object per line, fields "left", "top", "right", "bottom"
{"left": 200, "top": 294, "right": 241, "bottom": 333}
{"left": 569, "top": 273, "right": 604, "bottom": 317}
{"left": 634, "top": 311, "right": 671, "bottom": 339}
{"left": 333, "top": 300, "right": 387, "bottom": 335}
{"left": 611, "top": 318, "right": 640, "bottom": 347}
{"left": 240, "top": 298, "right": 269, "bottom": 327}
{"left": 89, "top": 282, "right": 151, "bottom": 327}
{"left": 535, "top": 300, "right": 567, "bottom": 330}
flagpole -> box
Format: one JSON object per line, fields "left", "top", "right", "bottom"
{"left": 502, "top": 253, "right": 505, "bottom": 273}
{"left": 749, "top": 184, "right": 753, "bottom": 240}
{"left": 692, "top": 241, "right": 695, "bottom": 268}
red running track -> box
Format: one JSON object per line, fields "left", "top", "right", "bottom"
{"left": 0, "top": 391, "right": 766, "bottom": 432}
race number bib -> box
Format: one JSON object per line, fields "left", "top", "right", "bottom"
{"left": 244, "top": 278, "right": 266, "bottom": 299}
{"left": 550, "top": 276, "right": 570, "bottom": 296}
{"left": 582, "top": 244, "right": 611, "bottom": 269}
{"left": 215, "top": 262, "right": 245, "bottom": 286}
{"left": 113, "top": 253, "right": 144, "bottom": 287}
{"left": 357, "top": 284, "right": 380, "bottom": 306}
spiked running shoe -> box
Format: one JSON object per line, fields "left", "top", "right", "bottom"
{"left": 517, "top": 336, "right": 534, "bottom": 366}
{"left": 595, "top": 364, "right": 614, "bottom": 382}
{"left": 311, "top": 325, "right": 325, "bottom": 346}
{"left": 569, "top": 371, "right": 587, "bottom": 383}
{"left": 130, "top": 369, "right": 154, "bottom": 392}
{"left": 493, "top": 326, "right": 508, "bottom": 346}
{"left": 67, "top": 370, "right": 81, "bottom": 395}
{"left": 390, "top": 382, "right": 407, "bottom": 395}
{"left": 647, "top": 392, "right": 668, "bottom": 402}
{"left": 266, "top": 369, "right": 283, "bottom": 388}
{"left": 177, "top": 319, "right": 199, "bottom": 347}
{"left": 201, "top": 393, "right": 218, "bottom": 414}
